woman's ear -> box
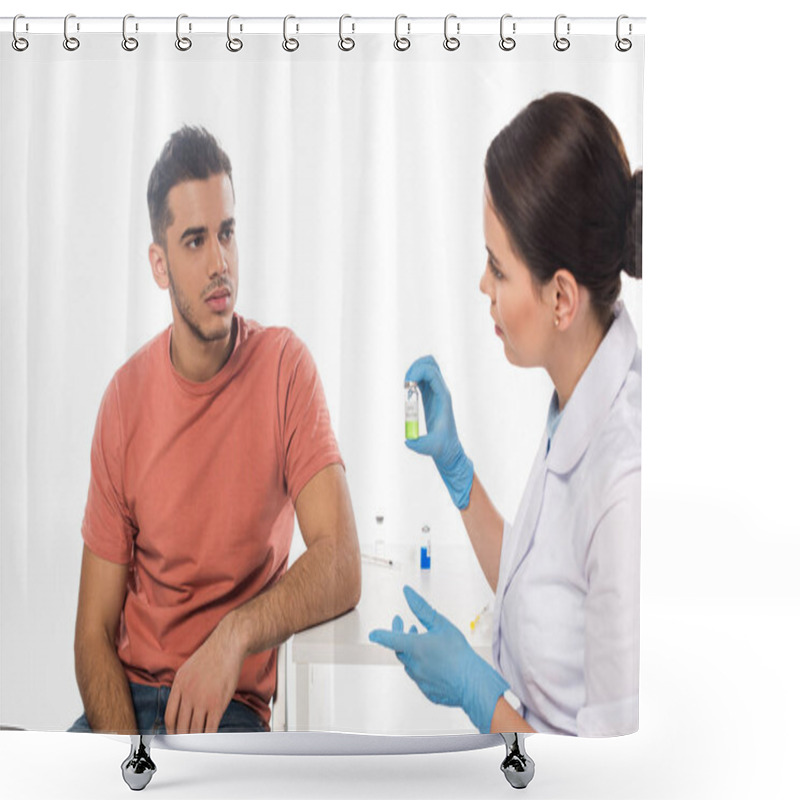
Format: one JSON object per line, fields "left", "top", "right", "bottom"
{"left": 149, "top": 243, "right": 170, "bottom": 291}
{"left": 551, "top": 269, "right": 579, "bottom": 330}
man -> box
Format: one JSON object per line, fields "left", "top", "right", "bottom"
{"left": 69, "top": 126, "right": 361, "bottom": 735}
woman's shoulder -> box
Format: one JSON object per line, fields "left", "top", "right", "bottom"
{"left": 572, "top": 353, "right": 641, "bottom": 507}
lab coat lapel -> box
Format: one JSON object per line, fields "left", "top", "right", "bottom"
{"left": 496, "top": 430, "right": 550, "bottom": 617}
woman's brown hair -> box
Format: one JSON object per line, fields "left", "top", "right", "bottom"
{"left": 485, "top": 92, "right": 642, "bottom": 325}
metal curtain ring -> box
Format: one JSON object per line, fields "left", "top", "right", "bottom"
{"left": 63, "top": 13, "right": 80, "bottom": 51}
{"left": 443, "top": 13, "right": 460, "bottom": 51}
{"left": 12, "top": 14, "right": 29, "bottom": 51}
{"left": 499, "top": 13, "right": 516, "bottom": 51}
{"left": 394, "top": 14, "right": 410, "bottom": 51}
{"left": 122, "top": 14, "right": 139, "bottom": 51}
{"left": 553, "top": 14, "right": 570, "bottom": 52}
{"left": 338, "top": 14, "right": 355, "bottom": 51}
{"left": 615, "top": 14, "right": 632, "bottom": 52}
{"left": 176, "top": 14, "right": 192, "bottom": 51}
{"left": 283, "top": 15, "right": 299, "bottom": 52}
{"left": 226, "top": 15, "right": 243, "bottom": 52}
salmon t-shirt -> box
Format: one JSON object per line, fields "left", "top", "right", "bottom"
{"left": 81, "top": 315, "right": 343, "bottom": 729}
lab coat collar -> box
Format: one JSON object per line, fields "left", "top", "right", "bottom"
{"left": 546, "top": 303, "right": 639, "bottom": 476}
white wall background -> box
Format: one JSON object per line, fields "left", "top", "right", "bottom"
{"left": 1, "top": 0, "right": 799, "bottom": 798}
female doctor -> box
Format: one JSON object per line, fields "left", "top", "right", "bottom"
{"left": 370, "top": 92, "right": 642, "bottom": 737}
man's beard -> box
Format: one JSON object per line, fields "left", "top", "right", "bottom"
{"left": 166, "top": 261, "right": 231, "bottom": 344}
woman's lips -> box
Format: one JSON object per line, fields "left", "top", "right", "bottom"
{"left": 495, "top": 324, "right": 503, "bottom": 338}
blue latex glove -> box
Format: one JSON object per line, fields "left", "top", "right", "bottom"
{"left": 405, "top": 356, "right": 474, "bottom": 510}
{"left": 369, "top": 585, "right": 509, "bottom": 734}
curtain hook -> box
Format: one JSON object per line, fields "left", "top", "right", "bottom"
{"left": 175, "top": 14, "right": 192, "bottom": 51}
{"left": 443, "top": 13, "right": 460, "bottom": 51}
{"left": 12, "top": 14, "right": 29, "bottom": 52}
{"left": 226, "top": 15, "right": 243, "bottom": 52}
{"left": 615, "top": 15, "right": 632, "bottom": 52}
{"left": 283, "top": 15, "right": 299, "bottom": 52}
{"left": 553, "top": 14, "right": 570, "bottom": 52}
{"left": 499, "top": 14, "right": 516, "bottom": 51}
{"left": 63, "top": 13, "right": 80, "bottom": 51}
{"left": 338, "top": 14, "right": 355, "bottom": 51}
{"left": 122, "top": 14, "right": 139, "bottom": 52}
{"left": 394, "top": 14, "right": 410, "bottom": 51}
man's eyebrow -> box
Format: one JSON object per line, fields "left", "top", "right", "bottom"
{"left": 180, "top": 225, "right": 208, "bottom": 242}
{"left": 220, "top": 217, "right": 236, "bottom": 229}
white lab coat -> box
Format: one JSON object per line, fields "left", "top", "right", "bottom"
{"left": 492, "top": 303, "right": 641, "bottom": 737}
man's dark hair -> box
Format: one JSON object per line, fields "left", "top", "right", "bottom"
{"left": 147, "top": 126, "right": 234, "bottom": 247}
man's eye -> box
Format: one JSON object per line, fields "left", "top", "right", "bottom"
{"left": 188, "top": 237, "right": 203, "bottom": 249}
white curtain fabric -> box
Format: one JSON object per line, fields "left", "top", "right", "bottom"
{"left": 0, "top": 31, "right": 643, "bottom": 731}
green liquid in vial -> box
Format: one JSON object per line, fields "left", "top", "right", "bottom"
{"left": 405, "top": 420, "right": 419, "bottom": 440}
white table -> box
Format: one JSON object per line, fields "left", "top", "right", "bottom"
{"left": 284, "top": 541, "right": 496, "bottom": 731}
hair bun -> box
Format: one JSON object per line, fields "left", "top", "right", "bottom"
{"left": 622, "top": 169, "right": 643, "bottom": 279}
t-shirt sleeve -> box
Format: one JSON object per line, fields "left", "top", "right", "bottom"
{"left": 277, "top": 334, "right": 343, "bottom": 504}
{"left": 577, "top": 469, "right": 641, "bottom": 737}
{"left": 81, "top": 378, "right": 136, "bottom": 564}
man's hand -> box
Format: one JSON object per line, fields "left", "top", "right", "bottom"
{"left": 164, "top": 618, "right": 245, "bottom": 734}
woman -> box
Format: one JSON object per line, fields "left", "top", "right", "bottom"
{"left": 369, "top": 92, "right": 642, "bottom": 737}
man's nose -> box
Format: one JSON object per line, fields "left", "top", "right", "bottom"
{"left": 208, "top": 238, "right": 228, "bottom": 277}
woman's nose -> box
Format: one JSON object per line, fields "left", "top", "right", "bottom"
{"left": 479, "top": 266, "right": 490, "bottom": 298}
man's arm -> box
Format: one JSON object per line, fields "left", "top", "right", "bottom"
{"left": 164, "top": 463, "right": 361, "bottom": 733}
{"left": 74, "top": 545, "right": 138, "bottom": 733}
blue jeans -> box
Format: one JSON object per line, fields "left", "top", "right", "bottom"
{"left": 68, "top": 681, "right": 266, "bottom": 733}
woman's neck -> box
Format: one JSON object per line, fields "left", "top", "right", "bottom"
{"left": 549, "top": 311, "right": 609, "bottom": 411}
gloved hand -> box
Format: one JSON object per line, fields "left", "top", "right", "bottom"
{"left": 405, "top": 356, "right": 474, "bottom": 510}
{"left": 369, "top": 585, "right": 509, "bottom": 734}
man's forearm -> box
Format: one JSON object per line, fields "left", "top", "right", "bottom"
{"left": 75, "top": 631, "right": 137, "bottom": 733}
{"left": 223, "top": 532, "right": 361, "bottom": 659}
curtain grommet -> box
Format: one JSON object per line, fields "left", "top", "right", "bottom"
{"left": 338, "top": 14, "right": 355, "bottom": 51}
{"left": 443, "top": 14, "right": 460, "bottom": 51}
{"left": 63, "top": 13, "right": 80, "bottom": 51}
{"left": 553, "top": 14, "right": 570, "bottom": 52}
{"left": 282, "top": 15, "right": 299, "bottom": 52}
{"left": 12, "top": 14, "right": 29, "bottom": 51}
{"left": 226, "top": 15, "right": 243, "bottom": 52}
{"left": 394, "top": 14, "right": 411, "bottom": 51}
{"left": 121, "top": 14, "right": 139, "bottom": 51}
{"left": 499, "top": 14, "right": 516, "bottom": 51}
{"left": 175, "top": 14, "right": 192, "bottom": 51}
{"left": 615, "top": 15, "right": 632, "bottom": 52}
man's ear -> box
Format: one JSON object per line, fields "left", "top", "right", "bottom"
{"left": 149, "top": 243, "right": 170, "bottom": 291}
{"left": 552, "top": 268, "right": 580, "bottom": 330}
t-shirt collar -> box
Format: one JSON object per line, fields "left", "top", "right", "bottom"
{"left": 166, "top": 313, "right": 244, "bottom": 396}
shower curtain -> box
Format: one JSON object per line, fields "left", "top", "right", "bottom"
{"left": 0, "top": 16, "right": 644, "bottom": 737}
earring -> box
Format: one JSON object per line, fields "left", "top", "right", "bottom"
{"left": 554, "top": 317, "right": 560, "bottom": 327}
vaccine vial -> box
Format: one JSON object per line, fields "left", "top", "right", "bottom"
{"left": 405, "top": 381, "right": 420, "bottom": 440}
{"left": 420, "top": 524, "right": 431, "bottom": 570}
